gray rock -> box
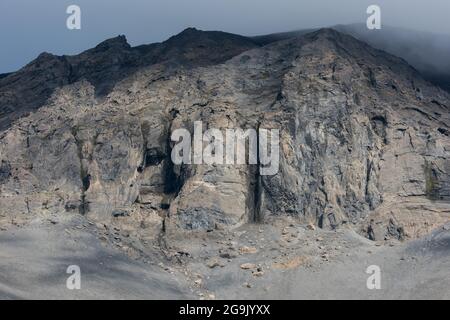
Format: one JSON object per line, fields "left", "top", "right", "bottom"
{"left": 1, "top": 28, "right": 449, "bottom": 241}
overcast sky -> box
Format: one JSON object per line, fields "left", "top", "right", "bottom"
{"left": 1, "top": 0, "right": 450, "bottom": 73}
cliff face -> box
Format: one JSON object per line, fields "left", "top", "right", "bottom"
{"left": 0, "top": 28, "right": 449, "bottom": 241}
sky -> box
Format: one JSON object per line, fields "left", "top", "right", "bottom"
{"left": 0, "top": 0, "right": 450, "bottom": 73}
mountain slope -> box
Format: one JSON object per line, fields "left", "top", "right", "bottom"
{"left": 0, "top": 28, "right": 258, "bottom": 131}
{"left": 0, "top": 28, "right": 449, "bottom": 246}
{"left": 334, "top": 24, "right": 450, "bottom": 92}
{"left": 252, "top": 24, "right": 450, "bottom": 92}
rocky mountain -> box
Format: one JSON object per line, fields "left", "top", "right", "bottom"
{"left": 0, "top": 27, "right": 449, "bottom": 245}
{"left": 253, "top": 24, "right": 450, "bottom": 93}
{"left": 334, "top": 24, "right": 450, "bottom": 93}
{"left": 0, "top": 28, "right": 257, "bottom": 131}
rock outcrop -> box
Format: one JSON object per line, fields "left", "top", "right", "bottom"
{"left": 1, "top": 28, "right": 449, "bottom": 241}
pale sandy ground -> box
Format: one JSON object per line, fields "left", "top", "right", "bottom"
{"left": 203, "top": 225, "right": 450, "bottom": 299}
{"left": 0, "top": 215, "right": 448, "bottom": 300}
{"left": 0, "top": 216, "right": 191, "bottom": 299}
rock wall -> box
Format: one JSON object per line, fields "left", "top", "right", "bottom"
{"left": 1, "top": 28, "right": 449, "bottom": 241}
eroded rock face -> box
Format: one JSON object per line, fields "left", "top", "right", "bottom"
{"left": 0, "top": 28, "right": 449, "bottom": 241}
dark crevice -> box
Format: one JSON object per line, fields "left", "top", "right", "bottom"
{"left": 163, "top": 123, "right": 182, "bottom": 195}
{"left": 367, "top": 222, "right": 376, "bottom": 241}
{"left": 0, "top": 160, "right": 11, "bottom": 184}
{"left": 71, "top": 126, "right": 90, "bottom": 215}
{"left": 404, "top": 107, "right": 435, "bottom": 121}
{"left": 370, "top": 115, "right": 388, "bottom": 144}
{"left": 82, "top": 174, "right": 91, "bottom": 191}
{"left": 438, "top": 128, "right": 449, "bottom": 136}
{"left": 169, "top": 108, "right": 179, "bottom": 118}
{"left": 160, "top": 203, "right": 170, "bottom": 210}
{"left": 431, "top": 99, "right": 443, "bottom": 107}
{"left": 162, "top": 109, "right": 186, "bottom": 197}
{"left": 424, "top": 160, "right": 441, "bottom": 201}
{"left": 157, "top": 120, "right": 171, "bottom": 260}
{"left": 138, "top": 122, "right": 166, "bottom": 171}
{"left": 145, "top": 149, "right": 166, "bottom": 167}
{"left": 275, "top": 91, "right": 283, "bottom": 101}
{"left": 387, "top": 218, "right": 405, "bottom": 241}
{"left": 25, "top": 198, "right": 31, "bottom": 215}
{"left": 371, "top": 115, "right": 387, "bottom": 126}
{"left": 157, "top": 214, "right": 170, "bottom": 260}
{"left": 365, "top": 159, "right": 373, "bottom": 209}
{"left": 368, "top": 68, "right": 377, "bottom": 87}
{"left": 192, "top": 101, "right": 210, "bottom": 108}
{"left": 251, "top": 122, "right": 263, "bottom": 223}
